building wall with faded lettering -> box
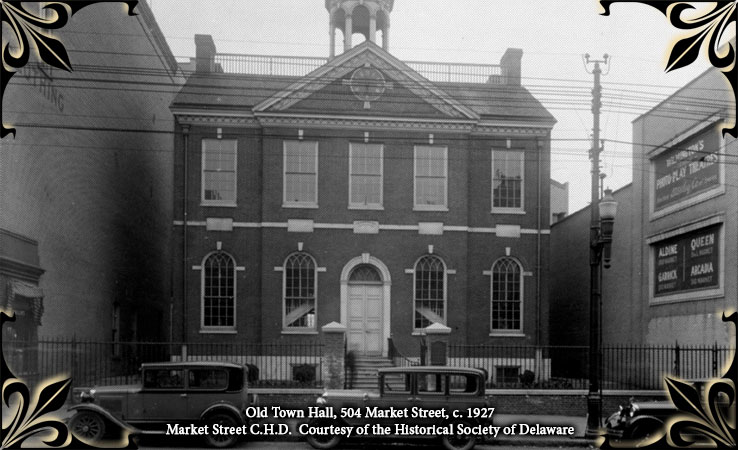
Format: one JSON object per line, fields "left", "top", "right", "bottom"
{"left": 1, "top": 2, "right": 183, "bottom": 340}
{"left": 632, "top": 65, "right": 736, "bottom": 347}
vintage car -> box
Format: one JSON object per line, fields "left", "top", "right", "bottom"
{"left": 605, "top": 379, "right": 732, "bottom": 443}
{"left": 68, "top": 361, "right": 254, "bottom": 448}
{"left": 305, "top": 366, "right": 493, "bottom": 450}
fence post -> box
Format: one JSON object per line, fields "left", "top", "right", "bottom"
{"left": 712, "top": 342, "right": 718, "bottom": 377}
{"left": 321, "top": 322, "right": 346, "bottom": 389}
{"left": 674, "top": 341, "right": 680, "bottom": 378}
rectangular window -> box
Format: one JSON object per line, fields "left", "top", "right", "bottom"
{"left": 414, "top": 145, "right": 447, "bottom": 210}
{"left": 283, "top": 141, "right": 318, "bottom": 207}
{"left": 492, "top": 150, "right": 524, "bottom": 212}
{"left": 202, "top": 139, "right": 237, "bottom": 205}
{"left": 495, "top": 367, "right": 520, "bottom": 387}
{"left": 349, "top": 143, "right": 383, "bottom": 208}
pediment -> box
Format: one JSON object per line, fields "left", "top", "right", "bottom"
{"left": 254, "top": 43, "right": 479, "bottom": 120}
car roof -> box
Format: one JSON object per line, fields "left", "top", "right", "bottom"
{"left": 378, "top": 366, "right": 487, "bottom": 376}
{"left": 141, "top": 361, "right": 244, "bottom": 370}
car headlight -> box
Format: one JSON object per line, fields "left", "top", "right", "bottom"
{"left": 80, "top": 390, "right": 95, "bottom": 403}
{"left": 629, "top": 404, "right": 639, "bottom": 417}
{"left": 316, "top": 396, "right": 326, "bottom": 406}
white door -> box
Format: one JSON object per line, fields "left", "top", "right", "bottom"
{"left": 347, "top": 284, "right": 383, "bottom": 355}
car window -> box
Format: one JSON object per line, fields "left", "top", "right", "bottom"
{"left": 189, "top": 369, "right": 228, "bottom": 390}
{"left": 449, "top": 374, "right": 479, "bottom": 394}
{"left": 381, "top": 373, "right": 410, "bottom": 394}
{"left": 417, "top": 373, "right": 445, "bottom": 395}
{"left": 143, "top": 369, "right": 185, "bottom": 389}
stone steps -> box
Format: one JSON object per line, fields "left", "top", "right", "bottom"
{"left": 346, "top": 356, "right": 394, "bottom": 390}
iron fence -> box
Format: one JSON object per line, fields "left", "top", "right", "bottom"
{"left": 448, "top": 343, "right": 734, "bottom": 390}
{"left": 3, "top": 338, "right": 323, "bottom": 389}
{"left": 213, "top": 52, "right": 503, "bottom": 83}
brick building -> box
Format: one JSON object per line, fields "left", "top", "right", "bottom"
{"left": 170, "top": 0, "right": 555, "bottom": 367}
{"left": 1, "top": 2, "right": 181, "bottom": 344}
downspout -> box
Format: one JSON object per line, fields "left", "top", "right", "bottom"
{"left": 181, "top": 124, "right": 190, "bottom": 347}
{"left": 535, "top": 137, "right": 543, "bottom": 378}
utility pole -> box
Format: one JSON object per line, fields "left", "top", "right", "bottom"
{"left": 584, "top": 53, "right": 609, "bottom": 437}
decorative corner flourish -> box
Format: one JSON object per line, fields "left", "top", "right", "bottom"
{"left": 599, "top": 1, "right": 737, "bottom": 139}
{"left": 598, "top": 312, "right": 736, "bottom": 449}
{"left": 0, "top": 1, "right": 139, "bottom": 139}
{"left": 1, "top": 311, "right": 137, "bottom": 448}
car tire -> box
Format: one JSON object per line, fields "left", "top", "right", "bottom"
{"left": 441, "top": 420, "right": 476, "bottom": 450}
{"left": 69, "top": 411, "right": 106, "bottom": 442}
{"left": 203, "top": 413, "right": 240, "bottom": 448}
{"left": 625, "top": 419, "right": 663, "bottom": 441}
{"left": 305, "top": 419, "right": 342, "bottom": 449}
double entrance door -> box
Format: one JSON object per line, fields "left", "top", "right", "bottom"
{"left": 347, "top": 283, "right": 383, "bottom": 356}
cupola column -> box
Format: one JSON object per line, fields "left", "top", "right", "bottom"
{"left": 344, "top": 13, "right": 353, "bottom": 52}
{"left": 329, "top": 11, "right": 336, "bottom": 59}
{"left": 369, "top": 12, "right": 377, "bottom": 43}
{"left": 382, "top": 16, "right": 390, "bottom": 50}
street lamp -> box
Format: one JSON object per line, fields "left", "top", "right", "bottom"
{"left": 586, "top": 188, "right": 618, "bottom": 435}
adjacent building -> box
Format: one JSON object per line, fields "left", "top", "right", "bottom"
{"left": 550, "top": 179, "right": 569, "bottom": 224}
{"left": 550, "top": 60, "right": 736, "bottom": 377}
{"left": 1, "top": 2, "right": 182, "bottom": 344}
{"left": 170, "top": 0, "right": 556, "bottom": 369}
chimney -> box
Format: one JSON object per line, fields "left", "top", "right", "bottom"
{"left": 500, "top": 48, "right": 523, "bottom": 86}
{"left": 195, "top": 34, "right": 216, "bottom": 73}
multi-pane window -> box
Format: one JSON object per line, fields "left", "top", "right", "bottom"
{"left": 414, "top": 255, "right": 446, "bottom": 329}
{"left": 492, "top": 150, "right": 524, "bottom": 210}
{"left": 202, "top": 252, "right": 236, "bottom": 329}
{"left": 202, "top": 139, "right": 237, "bottom": 205}
{"left": 349, "top": 143, "right": 383, "bottom": 208}
{"left": 284, "top": 252, "right": 317, "bottom": 329}
{"left": 414, "top": 145, "right": 447, "bottom": 210}
{"left": 284, "top": 141, "right": 318, "bottom": 206}
{"left": 491, "top": 257, "right": 522, "bottom": 332}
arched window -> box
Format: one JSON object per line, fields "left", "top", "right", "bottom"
{"left": 414, "top": 255, "right": 446, "bottom": 330}
{"left": 491, "top": 257, "right": 523, "bottom": 332}
{"left": 202, "top": 252, "right": 236, "bottom": 330}
{"left": 283, "top": 252, "right": 317, "bottom": 330}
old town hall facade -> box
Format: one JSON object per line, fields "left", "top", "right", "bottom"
{"left": 170, "top": 0, "right": 555, "bottom": 358}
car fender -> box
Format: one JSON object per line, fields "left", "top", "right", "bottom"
{"left": 67, "top": 404, "right": 139, "bottom": 433}
{"left": 625, "top": 415, "right": 664, "bottom": 437}
{"left": 200, "top": 403, "right": 245, "bottom": 423}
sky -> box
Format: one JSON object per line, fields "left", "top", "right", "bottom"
{"left": 148, "top": 0, "right": 734, "bottom": 212}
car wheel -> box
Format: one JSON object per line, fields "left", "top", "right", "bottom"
{"left": 441, "top": 420, "right": 476, "bottom": 450}
{"left": 305, "top": 420, "right": 342, "bottom": 449}
{"left": 70, "top": 411, "right": 106, "bottom": 442}
{"left": 204, "top": 413, "right": 240, "bottom": 448}
{"left": 625, "top": 419, "right": 663, "bottom": 441}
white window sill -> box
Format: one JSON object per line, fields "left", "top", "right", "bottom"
{"left": 491, "top": 209, "right": 525, "bottom": 215}
{"left": 281, "top": 330, "right": 319, "bottom": 335}
{"left": 413, "top": 206, "right": 449, "bottom": 212}
{"left": 201, "top": 202, "right": 237, "bottom": 208}
{"left": 199, "top": 328, "right": 237, "bottom": 334}
{"left": 489, "top": 332, "right": 525, "bottom": 337}
{"left": 411, "top": 330, "right": 447, "bottom": 336}
{"left": 349, "top": 204, "right": 384, "bottom": 210}
{"left": 282, "top": 203, "right": 319, "bottom": 209}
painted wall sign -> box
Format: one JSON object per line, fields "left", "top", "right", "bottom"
{"left": 654, "top": 224, "right": 720, "bottom": 296}
{"left": 653, "top": 126, "right": 720, "bottom": 212}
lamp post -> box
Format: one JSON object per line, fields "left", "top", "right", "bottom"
{"left": 586, "top": 188, "right": 618, "bottom": 435}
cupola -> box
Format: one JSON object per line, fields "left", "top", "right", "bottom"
{"left": 326, "top": 0, "right": 393, "bottom": 58}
